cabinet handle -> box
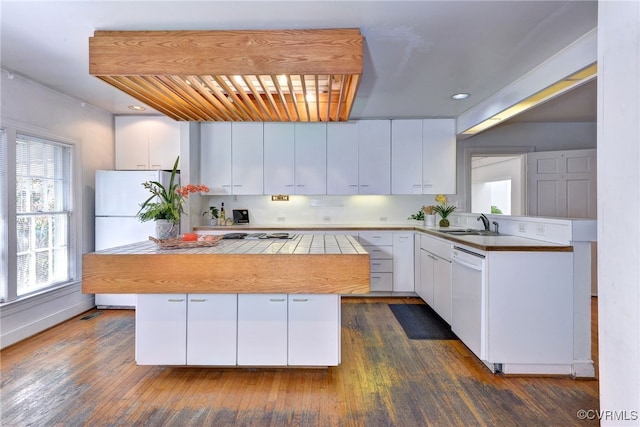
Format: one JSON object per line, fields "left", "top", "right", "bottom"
{"left": 398, "top": 236, "right": 409, "bottom": 239}
{"left": 233, "top": 184, "right": 243, "bottom": 187}
{"left": 371, "top": 276, "right": 381, "bottom": 279}
{"left": 190, "top": 299, "right": 207, "bottom": 302}
{"left": 168, "top": 299, "right": 184, "bottom": 302}
{"left": 349, "top": 184, "right": 358, "bottom": 187}
{"left": 360, "top": 184, "right": 369, "bottom": 187}
{"left": 136, "top": 164, "right": 146, "bottom": 168}
{"left": 269, "top": 298, "right": 286, "bottom": 302}
{"left": 151, "top": 164, "right": 162, "bottom": 168}
{"left": 285, "top": 184, "right": 295, "bottom": 187}
{"left": 412, "top": 184, "right": 422, "bottom": 188}
{"left": 222, "top": 184, "right": 231, "bottom": 188}
{"left": 296, "top": 184, "right": 305, "bottom": 187}
{"left": 292, "top": 298, "right": 309, "bottom": 302}
{"left": 372, "top": 262, "right": 381, "bottom": 266}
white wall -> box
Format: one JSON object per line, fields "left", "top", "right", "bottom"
{"left": 597, "top": 2, "right": 640, "bottom": 425}
{"left": 0, "top": 71, "right": 114, "bottom": 348}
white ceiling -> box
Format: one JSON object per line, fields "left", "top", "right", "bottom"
{"left": 0, "top": 1, "right": 598, "bottom": 124}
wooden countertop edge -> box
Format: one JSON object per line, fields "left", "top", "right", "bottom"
{"left": 82, "top": 252, "right": 370, "bottom": 294}
{"left": 419, "top": 229, "right": 573, "bottom": 252}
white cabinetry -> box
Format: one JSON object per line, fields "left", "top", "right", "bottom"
{"left": 294, "top": 123, "right": 327, "bottom": 194}
{"left": 200, "top": 122, "right": 263, "bottom": 195}
{"left": 419, "top": 234, "right": 452, "bottom": 323}
{"left": 232, "top": 123, "right": 264, "bottom": 195}
{"left": 392, "top": 233, "right": 415, "bottom": 292}
{"left": 263, "top": 123, "right": 295, "bottom": 194}
{"left": 136, "top": 294, "right": 238, "bottom": 366}
{"left": 422, "top": 119, "right": 456, "bottom": 194}
{"left": 327, "top": 122, "right": 359, "bottom": 194}
{"left": 391, "top": 119, "right": 456, "bottom": 194}
{"left": 358, "top": 120, "right": 391, "bottom": 194}
{"left": 392, "top": 120, "right": 423, "bottom": 194}
{"left": 115, "top": 116, "right": 180, "bottom": 170}
{"left": 186, "top": 294, "right": 237, "bottom": 366}
{"left": 136, "top": 294, "right": 187, "bottom": 365}
{"left": 359, "top": 231, "right": 393, "bottom": 292}
{"left": 201, "top": 122, "right": 232, "bottom": 194}
{"left": 237, "top": 294, "right": 288, "bottom": 365}
{"left": 288, "top": 294, "right": 340, "bottom": 366}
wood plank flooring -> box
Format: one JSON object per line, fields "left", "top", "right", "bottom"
{"left": 1, "top": 297, "right": 599, "bottom": 426}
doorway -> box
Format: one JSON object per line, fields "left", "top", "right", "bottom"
{"left": 471, "top": 155, "right": 525, "bottom": 215}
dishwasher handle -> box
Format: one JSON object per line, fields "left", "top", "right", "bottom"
{"left": 452, "top": 256, "right": 483, "bottom": 271}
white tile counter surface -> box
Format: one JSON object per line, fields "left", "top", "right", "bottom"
{"left": 95, "top": 234, "right": 368, "bottom": 255}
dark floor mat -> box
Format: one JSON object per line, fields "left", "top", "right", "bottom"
{"left": 388, "top": 304, "right": 458, "bottom": 340}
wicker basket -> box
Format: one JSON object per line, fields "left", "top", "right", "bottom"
{"left": 149, "top": 235, "right": 223, "bottom": 249}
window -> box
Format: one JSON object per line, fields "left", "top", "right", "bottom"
{"left": 15, "top": 134, "right": 72, "bottom": 296}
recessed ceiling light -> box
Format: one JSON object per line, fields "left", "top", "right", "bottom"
{"left": 128, "top": 105, "right": 146, "bottom": 111}
{"left": 451, "top": 93, "right": 470, "bottom": 100}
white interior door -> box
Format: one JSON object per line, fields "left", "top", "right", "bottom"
{"left": 526, "top": 149, "right": 596, "bottom": 218}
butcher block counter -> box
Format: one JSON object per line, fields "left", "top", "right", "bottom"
{"left": 82, "top": 234, "right": 370, "bottom": 295}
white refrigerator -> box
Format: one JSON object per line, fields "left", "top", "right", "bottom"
{"left": 94, "top": 170, "right": 177, "bottom": 308}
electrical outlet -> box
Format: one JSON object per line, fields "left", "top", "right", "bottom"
{"left": 379, "top": 216, "right": 387, "bottom": 222}
{"left": 323, "top": 216, "right": 331, "bottom": 222}
{"left": 277, "top": 216, "right": 286, "bottom": 222}
{"left": 535, "top": 225, "right": 546, "bottom": 236}
{"left": 518, "top": 223, "right": 526, "bottom": 233}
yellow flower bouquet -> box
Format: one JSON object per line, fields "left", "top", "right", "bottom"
{"left": 433, "top": 194, "right": 456, "bottom": 227}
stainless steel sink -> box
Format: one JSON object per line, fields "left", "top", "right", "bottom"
{"left": 437, "top": 229, "right": 501, "bottom": 236}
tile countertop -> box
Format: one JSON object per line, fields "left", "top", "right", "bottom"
{"left": 193, "top": 223, "right": 573, "bottom": 253}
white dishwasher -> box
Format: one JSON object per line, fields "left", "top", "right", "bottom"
{"left": 451, "top": 246, "right": 486, "bottom": 361}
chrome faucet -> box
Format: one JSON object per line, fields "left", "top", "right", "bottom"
{"left": 492, "top": 221, "right": 499, "bottom": 234}
{"left": 477, "top": 213, "right": 490, "bottom": 231}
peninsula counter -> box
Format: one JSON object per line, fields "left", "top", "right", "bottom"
{"left": 82, "top": 234, "right": 370, "bottom": 367}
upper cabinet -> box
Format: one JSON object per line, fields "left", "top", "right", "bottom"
{"left": 359, "top": 120, "right": 391, "bottom": 195}
{"left": 391, "top": 119, "right": 456, "bottom": 195}
{"left": 232, "top": 123, "right": 264, "bottom": 195}
{"left": 294, "top": 123, "right": 327, "bottom": 195}
{"left": 201, "top": 122, "right": 232, "bottom": 194}
{"left": 263, "top": 123, "right": 295, "bottom": 195}
{"left": 115, "top": 116, "right": 180, "bottom": 170}
{"left": 201, "top": 122, "right": 263, "bottom": 195}
{"left": 327, "top": 122, "right": 359, "bottom": 195}
{"left": 422, "top": 119, "right": 456, "bottom": 194}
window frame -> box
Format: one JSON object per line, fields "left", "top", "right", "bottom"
{"left": 1, "top": 123, "right": 81, "bottom": 305}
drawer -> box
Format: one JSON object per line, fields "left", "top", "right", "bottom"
{"left": 359, "top": 231, "right": 393, "bottom": 246}
{"left": 370, "top": 259, "right": 393, "bottom": 272}
{"left": 370, "top": 273, "right": 393, "bottom": 292}
{"left": 363, "top": 245, "right": 393, "bottom": 259}
{"left": 420, "top": 235, "right": 452, "bottom": 261}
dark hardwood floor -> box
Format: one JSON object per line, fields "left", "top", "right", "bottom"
{"left": 1, "top": 297, "right": 599, "bottom": 426}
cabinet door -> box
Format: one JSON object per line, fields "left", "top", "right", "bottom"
{"left": 201, "top": 123, "right": 232, "bottom": 194}
{"left": 359, "top": 120, "right": 390, "bottom": 194}
{"left": 186, "top": 294, "right": 237, "bottom": 366}
{"left": 288, "top": 294, "right": 340, "bottom": 366}
{"left": 237, "top": 294, "right": 287, "bottom": 365}
{"left": 148, "top": 116, "right": 181, "bottom": 170}
{"left": 392, "top": 120, "right": 423, "bottom": 194}
{"left": 263, "top": 123, "right": 295, "bottom": 194}
{"left": 327, "top": 122, "right": 359, "bottom": 194}
{"left": 422, "top": 119, "right": 456, "bottom": 194}
{"left": 294, "top": 123, "right": 327, "bottom": 194}
{"left": 420, "top": 250, "right": 435, "bottom": 306}
{"left": 232, "top": 123, "right": 264, "bottom": 195}
{"left": 136, "top": 294, "right": 187, "bottom": 365}
{"left": 433, "top": 258, "right": 452, "bottom": 324}
{"left": 115, "top": 116, "right": 149, "bottom": 170}
{"left": 393, "top": 233, "right": 415, "bottom": 292}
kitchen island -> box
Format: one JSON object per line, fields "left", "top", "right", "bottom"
{"left": 82, "top": 234, "right": 370, "bottom": 367}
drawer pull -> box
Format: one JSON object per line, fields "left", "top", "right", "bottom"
{"left": 372, "top": 262, "right": 381, "bottom": 266}
{"left": 371, "top": 276, "right": 381, "bottom": 279}
{"left": 168, "top": 299, "right": 184, "bottom": 302}
{"left": 190, "top": 299, "right": 207, "bottom": 302}
{"left": 269, "top": 298, "right": 286, "bottom": 302}
{"left": 292, "top": 298, "right": 309, "bottom": 302}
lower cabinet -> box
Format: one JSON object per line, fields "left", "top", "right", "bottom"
{"left": 187, "top": 294, "right": 237, "bottom": 366}
{"left": 136, "top": 294, "right": 188, "bottom": 365}
{"left": 136, "top": 293, "right": 340, "bottom": 366}
{"left": 418, "top": 234, "right": 452, "bottom": 324}
{"left": 288, "top": 294, "right": 340, "bottom": 366}
{"left": 237, "top": 294, "right": 288, "bottom": 366}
